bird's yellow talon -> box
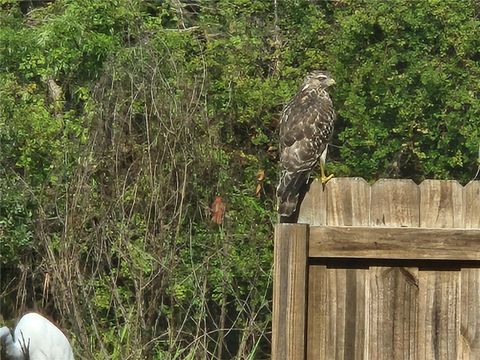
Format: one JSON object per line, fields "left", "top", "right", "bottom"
{"left": 319, "top": 161, "right": 333, "bottom": 185}
{"left": 321, "top": 173, "right": 334, "bottom": 184}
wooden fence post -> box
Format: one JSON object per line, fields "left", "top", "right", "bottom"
{"left": 272, "top": 224, "right": 309, "bottom": 360}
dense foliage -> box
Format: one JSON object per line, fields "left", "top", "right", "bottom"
{"left": 1, "top": 0, "right": 479, "bottom": 358}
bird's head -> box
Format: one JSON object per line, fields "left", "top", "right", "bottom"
{"left": 303, "top": 70, "right": 336, "bottom": 88}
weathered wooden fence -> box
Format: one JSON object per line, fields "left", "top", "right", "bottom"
{"left": 272, "top": 178, "right": 480, "bottom": 360}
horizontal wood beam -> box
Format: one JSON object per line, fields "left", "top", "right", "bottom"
{"left": 309, "top": 226, "right": 480, "bottom": 260}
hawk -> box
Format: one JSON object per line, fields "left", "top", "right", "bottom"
{"left": 277, "top": 70, "right": 337, "bottom": 218}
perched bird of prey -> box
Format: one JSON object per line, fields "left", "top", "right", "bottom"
{"left": 277, "top": 70, "right": 337, "bottom": 219}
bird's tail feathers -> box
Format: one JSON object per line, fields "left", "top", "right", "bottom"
{"left": 277, "top": 171, "right": 310, "bottom": 217}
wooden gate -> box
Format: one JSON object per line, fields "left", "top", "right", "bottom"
{"left": 272, "top": 178, "right": 480, "bottom": 360}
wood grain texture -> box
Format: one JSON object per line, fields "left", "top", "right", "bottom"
{"left": 298, "top": 180, "right": 327, "bottom": 225}
{"left": 326, "top": 177, "right": 371, "bottom": 226}
{"left": 272, "top": 224, "right": 290, "bottom": 359}
{"left": 309, "top": 226, "right": 480, "bottom": 260}
{"left": 328, "top": 177, "right": 368, "bottom": 359}
{"left": 464, "top": 181, "right": 480, "bottom": 228}
{"left": 417, "top": 271, "right": 460, "bottom": 359}
{"left": 368, "top": 179, "right": 420, "bottom": 360}
{"left": 368, "top": 267, "right": 419, "bottom": 360}
{"left": 418, "top": 180, "right": 462, "bottom": 359}
{"left": 460, "top": 269, "right": 480, "bottom": 359}
{"left": 306, "top": 177, "right": 370, "bottom": 359}
{"left": 345, "top": 268, "right": 367, "bottom": 360}
{"left": 460, "top": 181, "right": 480, "bottom": 359}
{"left": 306, "top": 265, "right": 327, "bottom": 359}
{"left": 370, "top": 179, "right": 420, "bottom": 227}
{"left": 420, "top": 180, "right": 464, "bottom": 228}
{"left": 325, "top": 268, "right": 347, "bottom": 359}
{"left": 272, "top": 224, "right": 309, "bottom": 360}
{"left": 310, "top": 267, "right": 367, "bottom": 360}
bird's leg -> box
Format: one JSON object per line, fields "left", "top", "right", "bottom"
{"left": 319, "top": 144, "right": 334, "bottom": 185}
{"left": 320, "top": 160, "right": 334, "bottom": 184}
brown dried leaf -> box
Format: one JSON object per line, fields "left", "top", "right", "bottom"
{"left": 211, "top": 196, "right": 226, "bottom": 225}
{"left": 255, "top": 183, "right": 262, "bottom": 197}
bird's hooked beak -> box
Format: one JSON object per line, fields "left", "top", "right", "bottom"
{"left": 326, "top": 78, "right": 336, "bottom": 87}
